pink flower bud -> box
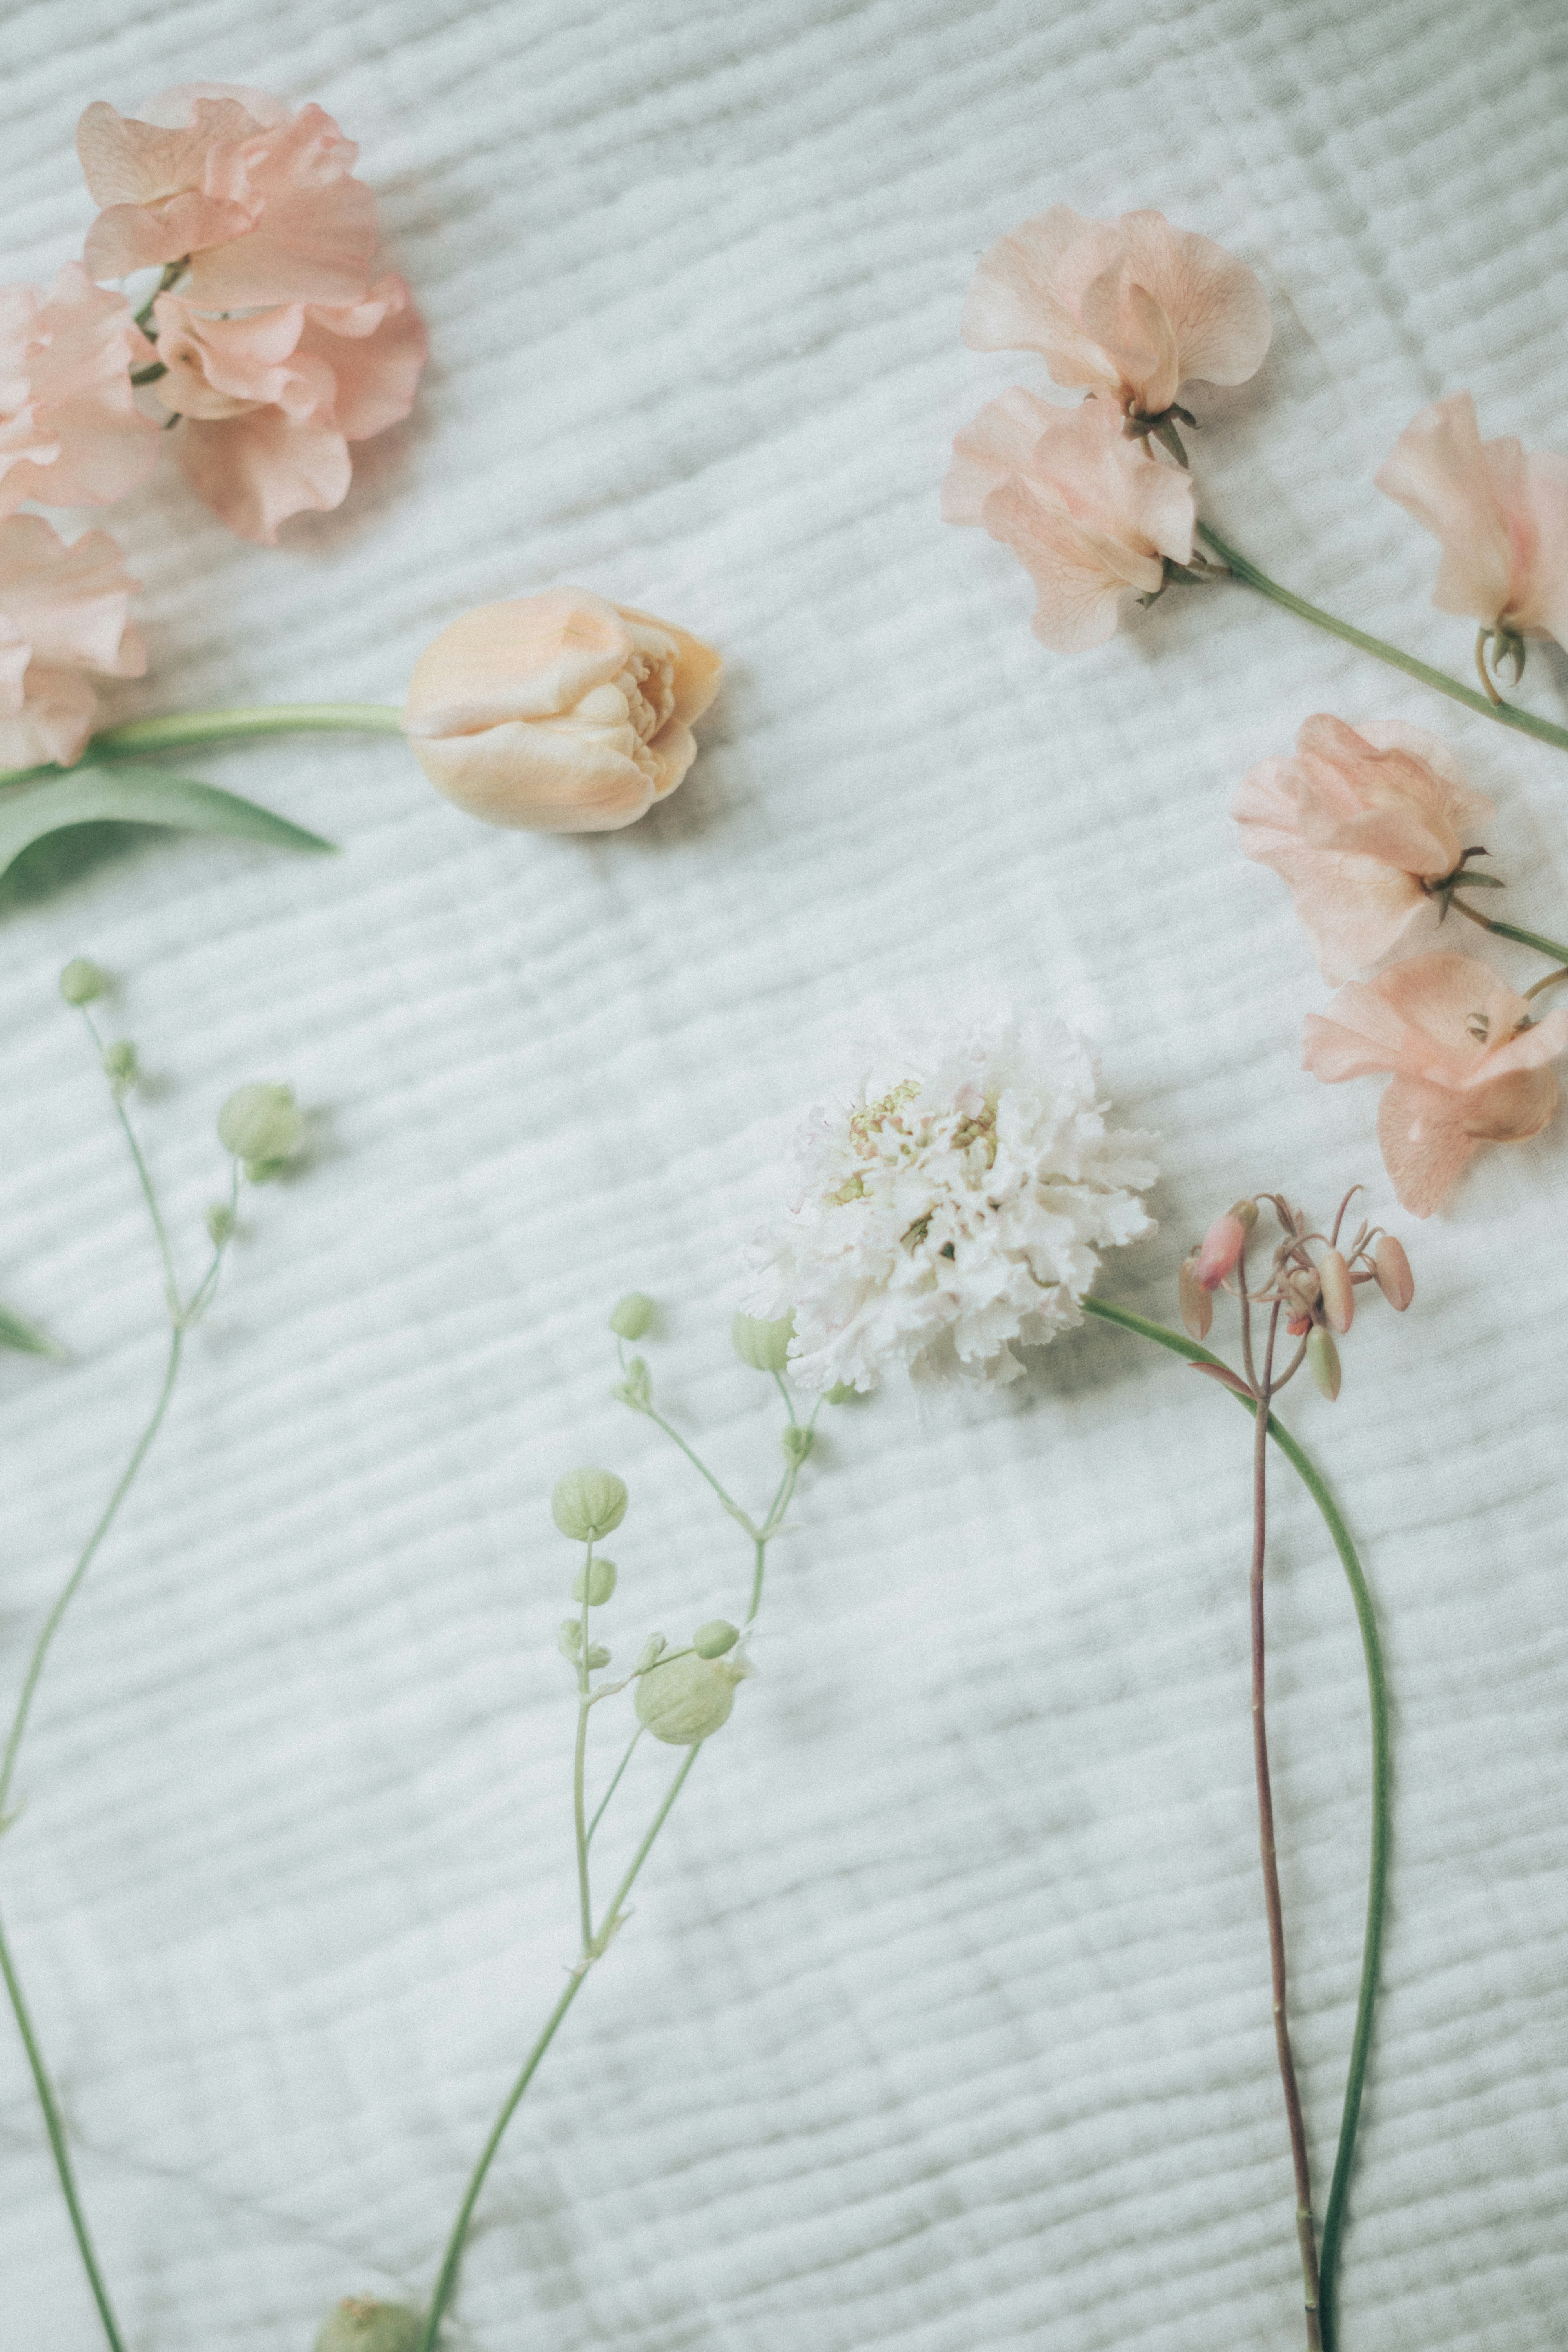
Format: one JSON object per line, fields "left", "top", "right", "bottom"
{"left": 1319, "top": 1248, "right": 1354, "bottom": 1335}
{"left": 1196, "top": 1199, "right": 1257, "bottom": 1290}
{"left": 1178, "top": 1252, "right": 1213, "bottom": 1340}
{"left": 1307, "top": 1326, "right": 1341, "bottom": 1401}
{"left": 1372, "top": 1234, "right": 1414, "bottom": 1310}
{"left": 1286, "top": 1312, "right": 1310, "bottom": 1337}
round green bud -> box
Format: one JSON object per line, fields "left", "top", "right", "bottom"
{"left": 634, "top": 1633, "right": 666, "bottom": 1673}
{"left": 824, "top": 1383, "right": 859, "bottom": 1405}
{"left": 551, "top": 1468, "right": 628, "bottom": 1542}
{"left": 59, "top": 957, "right": 108, "bottom": 1007}
{"left": 610, "top": 1292, "right": 656, "bottom": 1340}
{"left": 315, "top": 2298, "right": 423, "bottom": 2352}
{"left": 731, "top": 1310, "right": 794, "bottom": 1373}
{"left": 584, "top": 1642, "right": 611, "bottom": 1670}
{"left": 780, "top": 1424, "right": 814, "bottom": 1466}
{"left": 205, "top": 1202, "right": 236, "bottom": 1247}
{"left": 635, "top": 1651, "right": 745, "bottom": 1745}
{"left": 557, "top": 1617, "right": 584, "bottom": 1657}
{"left": 692, "top": 1618, "right": 739, "bottom": 1659}
{"left": 572, "top": 1555, "right": 618, "bottom": 1605}
{"left": 217, "top": 1082, "right": 305, "bottom": 1177}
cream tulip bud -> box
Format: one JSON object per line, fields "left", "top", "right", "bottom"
{"left": 572, "top": 1556, "right": 617, "bottom": 1605}
{"left": 731, "top": 1311, "right": 794, "bottom": 1373}
{"left": 59, "top": 957, "right": 108, "bottom": 1005}
{"left": 609, "top": 1292, "right": 656, "bottom": 1340}
{"left": 402, "top": 589, "right": 723, "bottom": 835}
{"left": 217, "top": 1082, "right": 304, "bottom": 1177}
{"left": 314, "top": 2297, "right": 422, "bottom": 2352}
{"left": 635, "top": 1650, "right": 746, "bottom": 1745}
{"left": 551, "top": 1468, "right": 628, "bottom": 1541}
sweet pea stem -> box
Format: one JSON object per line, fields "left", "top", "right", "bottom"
{"left": 1446, "top": 893, "right": 1568, "bottom": 968}
{"left": 1196, "top": 524, "right": 1568, "bottom": 757}
{"left": 1082, "top": 1296, "right": 1388, "bottom": 2352}
{"left": 0, "top": 705, "right": 405, "bottom": 793}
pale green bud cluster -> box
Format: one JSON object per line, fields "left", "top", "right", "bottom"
{"left": 59, "top": 957, "right": 108, "bottom": 1007}
{"left": 731, "top": 1311, "right": 794, "bottom": 1373}
{"left": 613, "top": 1354, "right": 652, "bottom": 1412}
{"left": 610, "top": 1292, "right": 656, "bottom": 1340}
{"left": 635, "top": 1650, "right": 747, "bottom": 1745}
{"left": 217, "top": 1082, "right": 305, "bottom": 1181}
{"left": 551, "top": 1468, "right": 628, "bottom": 1541}
{"left": 314, "top": 2298, "right": 423, "bottom": 2352}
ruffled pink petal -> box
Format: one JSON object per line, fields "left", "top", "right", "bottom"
{"left": 960, "top": 208, "right": 1120, "bottom": 390}
{"left": 1376, "top": 393, "right": 1514, "bottom": 626}
{"left": 182, "top": 105, "right": 374, "bottom": 307}
{"left": 1109, "top": 210, "right": 1271, "bottom": 396}
{"left": 1510, "top": 448, "right": 1568, "bottom": 644}
{"left": 1375, "top": 1075, "right": 1487, "bottom": 1216}
{"left": 942, "top": 386, "right": 1060, "bottom": 521}
{"left": 299, "top": 274, "right": 427, "bottom": 440}
{"left": 151, "top": 294, "right": 326, "bottom": 421}
{"left": 75, "top": 94, "right": 261, "bottom": 207}
{"left": 176, "top": 408, "right": 351, "bottom": 543}
{"left": 0, "top": 265, "right": 161, "bottom": 512}
{"left": 0, "top": 663, "right": 100, "bottom": 769}
{"left": 1301, "top": 984, "right": 1412, "bottom": 1082}
{"left": 981, "top": 474, "right": 1150, "bottom": 652}
{"left": 83, "top": 192, "right": 254, "bottom": 281}
{"left": 0, "top": 515, "right": 143, "bottom": 676}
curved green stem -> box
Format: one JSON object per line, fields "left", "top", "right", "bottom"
{"left": 0, "top": 1903, "right": 128, "bottom": 2352}
{"left": 1198, "top": 524, "right": 1568, "bottom": 757}
{"left": 1082, "top": 1296, "right": 1388, "bottom": 2352}
{"left": 1447, "top": 893, "right": 1568, "bottom": 967}
{"left": 0, "top": 705, "right": 405, "bottom": 792}
{"left": 0, "top": 1329, "right": 183, "bottom": 1826}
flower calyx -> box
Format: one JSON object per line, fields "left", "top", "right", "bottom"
{"left": 1124, "top": 401, "right": 1198, "bottom": 468}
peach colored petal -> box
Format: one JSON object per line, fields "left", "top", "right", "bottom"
{"left": 961, "top": 206, "right": 1269, "bottom": 414}
{"left": 83, "top": 192, "right": 254, "bottom": 281}
{"left": 151, "top": 294, "right": 324, "bottom": 420}
{"left": 1234, "top": 714, "right": 1491, "bottom": 982}
{"left": 1375, "top": 392, "right": 1547, "bottom": 631}
{"left": 76, "top": 94, "right": 261, "bottom": 207}
{"left": 403, "top": 591, "right": 722, "bottom": 833}
{"left": 0, "top": 662, "right": 100, "bottom": 770}
{"left": 176, "top": 408, "right": 350, "bottom": 543}
{"left": 1515, "top": 448, "right": 1568, "bottom": 644}
{"left": 0, "top": 265, "right": 159, "bottom": 515}
{"left": 0, "top": 515, "right": 142, "bottom": 768}
{"left": 1375, "top": 1076, "right": 1488, "bottom": 1218}
{"left": 298, "top": 274, "right": 427, "bottom": 439}
{"left": 946, "top": 392, "right": 1193, "bottom": 653}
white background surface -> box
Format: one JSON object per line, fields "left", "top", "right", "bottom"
{"left": 0, "top": 2, "right": 1565, "bottom": 2347}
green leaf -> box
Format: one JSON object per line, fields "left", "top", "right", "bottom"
{"left": 0, "top": 1298, "right": 63, "bottom": 1357}
{"left": 0, "top": 764, "right": 335, "bottom": 891}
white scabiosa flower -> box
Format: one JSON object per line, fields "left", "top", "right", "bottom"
{"left": 744, "top": 1013, "right": 1158, "bottom": 1391}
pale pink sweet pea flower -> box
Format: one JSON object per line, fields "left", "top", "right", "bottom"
{"left": 943, "top": 388, "right": 1194, "bottom": 651}
{"left": 0, "top": 515, "right": 144, "bottom": 770}
{"left": 1234, "top": 715, "right": 1493, "bottom": 983}
{"left": 0, "top": 264, "right": 159, "bottom": 516}
{"left": 1375, "top": 392, "right": 1568, "bottom": 649}
{"left": 1303, "top": 951, "right": 1568, "bottom": 1216}
{"left": 77, "top": 85, "right": 376, "bottom": 310}
{"left": 152, "top": 275, "right": 426, "bottom": 543}
{"left": 962, "top": 207, "right": 1271, "bottom": 421}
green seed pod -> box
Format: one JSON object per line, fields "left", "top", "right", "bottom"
{"left": 824, "top": 1383, "right": 858, "bottom": 1405}
{"left": 217, "top": 1082, "right": 305, "bottom": 1177}
{"left": 557, "top": 1617, "right": 584, "bottom": 1657}
{"left": 59, "top": 957, "right": 108, "bottom": 1006}
{"left": 314, "top": 2297, "right": 423, "bottom": 2352}
{"left": 584, "top": 1642, "right": 611, "bottom": 1670}
{"left": 731, "top": 1310, "right": 794, "bottom": 1373}
{"left": 572, "top": 1555, "right": 618, "bottom": 1605}
{"left": 780, "top": 1423, "right": 814, "bottom": 1466}
{"left": 609, "top": 1293, "right": 656, "bottom": 1340}
{"left": 1307, "top": 1325, "right": 1342, "bottom": 1402}
{"left": 634, "top": 1633, "right": 666, "bottom": 1673}
{"left": 551, "top": 1468, "right": 628, "bottom": 1541}
{"left": 205, "top": 1203, "right": 236, "bottom": 1247}
{"left": 636, "top": 1651, "right": 745, "bottom": 1744}
{"left": 692, "top": 1618, "right": 739, "bottom": 1659}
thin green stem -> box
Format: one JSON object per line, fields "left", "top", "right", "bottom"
{"left": 585, "top": 1726, "right": 642, "bottom": 1848}
{"left": 572, "top": 1548, "right": 595, "bottom": 1951}
{"left": 597, "top": 1745, "right": 701, "bottom": 1948}
{"left": 1448, "top": 893, "right": 1568, "bottom": 966}
{"left": 1197, "top": 523, "right": 1568, "bottom": 757}
{"left": 1082, "top": 1296, "right": 1387, "bottom": 2352}
{"left": 0, "top": 1329, "right": 183, "bottom": 1825}
{"left": 642, "top": 1408, "right": 757, "bottom": 1536}
{"left": 80, "top": 1012, "right": 178, "bottom": 1312}
{"left": 0, "top": 705, "right": 405, "bottom": 792}
{"left": 0, "top": 1903, "right": 128, "bottom": 2352}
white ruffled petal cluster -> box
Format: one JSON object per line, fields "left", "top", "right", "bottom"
{"left": 744, "top": 1015, "right": 1158, "bottom": 1391}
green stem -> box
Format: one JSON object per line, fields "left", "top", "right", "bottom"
{"left": 0, "top": 1328, "right": 183, "bottom": 1825}
{"left": 642, "top": 1408, "right": 757, "bottom": 1537}
{"left": 1198, "top": 524, "right": 1568, "bottom": 757}
{"left": 80, "top": 1011, "right": 179, "bottom": 1312}
{"left": 1082, "top": 1296, "right": 1387, "bottom": 2352}
{"left": 416, "top": 1748, "right": 702, "bottom": 2352}
{"left": 585, "top": 1726, "right": 642, "bottom": 1848}
{"left": 1448, "top": 894, "right": 1568, "bottom": 966}
{"left": 0, "top": 1903, "right": 128, "bottom": 2352}
{"left": 0, "top": 705, "right": 405, "bottom": 792}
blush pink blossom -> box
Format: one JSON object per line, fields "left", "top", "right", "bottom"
{"left": 1234, "top": 715, "right": 1493, "bottom": 983}
{"left": 1302, "top": 951, "right": 1568, "bottom": 1216}
{"left": 151, "top": 275, "right": 426, "bottom": 543}
{"left": 943, "top": 389, "right": 1194, "bottom": 652}
{"left": 77, "top": 85, "right": 376, "bottom": 310}
{"left": 1374, "top": 392, "right": 1568, "bottom": 647}
{"left": 962, "top": 207, "right": 1271, "bottom": 419}
{"left": 0, "top": 264, "right": 158, "bottom": 516}
{"left": 0, "top": 515, "right": 144, "bottom": 770}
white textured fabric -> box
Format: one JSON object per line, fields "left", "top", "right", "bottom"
{"left": 1, "top": 5, "right": 1566, "bottom": 2349}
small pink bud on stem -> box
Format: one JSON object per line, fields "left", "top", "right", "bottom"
{"left": 1372, "top": 1234, "right": 1414, "bottom": 1310}
{"left": 1319, "top": 1248, "right": 1355, "bottom": 1334}
{"left": 1178, "top": 1251, "right": 1213, "bottom": 1339}
{"left": 1196, "top": 1199, "right": 1258, "bottom": 1290}
{"left": 1307, "top": 1326, "right": 1341, "bottom": 1401}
